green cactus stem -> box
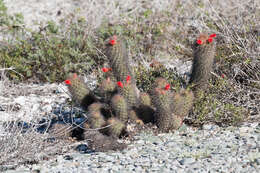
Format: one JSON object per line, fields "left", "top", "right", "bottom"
{"left": 65, "top": 73, "right": 96, "bottom": 109}
{"left": 105, "top": 35, "right": 136, "bottom": 84}
{"left": 111, "top": 94, "right": 129, "bottom": 123}
{"left": 189, "top": 33, "right": 216, "bottom": 91}
{"left": 107, "top": 117, "right": 125, "bottom": 137}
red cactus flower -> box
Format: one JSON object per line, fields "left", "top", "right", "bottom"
{"left": 165, "top": 84, "right": 170, "bottom": 90}
{"left": 197, "top": 39, "right": 203, "bottom": 45}
{"left": 207, "top": 37, "right": 213, "bottom": 43}
{"left": 102, "top": 67, "right": 109, "bottom": 72}
{"left": 64, "top": 79, "right": 71, "bottom": 85}
{"left": 109, "top": 35, "right": 117, "bottom": 45}
{"left": 117, "top": 81, "right": 123, "bottom": 88}
{"left": 221, "top": 74, "right": 225, "bottom": 78}
{"left": 209, "top": 33, "right": 216, "bottom": 38}
{"left": 126, "top": 75, "right": 131, "bottom": 83}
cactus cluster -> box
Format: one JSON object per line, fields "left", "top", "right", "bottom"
{"left": 64, "top": 33, "right": 216, "bottom": 136}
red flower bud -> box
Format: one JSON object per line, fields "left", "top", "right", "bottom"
{"left": 102, "top": 67, "right": 109, "bottom": 72}
{"left": 207, "top": 37, "right": 213, "bottom": 43}
{"left": 126, "top": 75, "right": 131, "bottom": 82}
{"left": 65, "top": 80, "right": 71, "bottom": 85}
{"left": 197, "top": 39, "right": 203, "bottom": 45}
{"left": 117, "top": 81, "right": 123, "bottom": 88}
{"left": 109, "top": 35, "right": 117, "bottom": 45}
{"left": 209, "top": 33, "right": 216, "bottom": 38}
{"left": 221, "top": 74, "right": 225, "bottom": 78}
{"left": 165, "top": 84, "right": 170, "bottom": 90}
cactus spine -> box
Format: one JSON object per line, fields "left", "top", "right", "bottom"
{"left": 190, "top": 33, "right": 216, "bottom": 91}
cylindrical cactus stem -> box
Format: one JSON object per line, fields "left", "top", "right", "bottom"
{"left": 65, "top": 73, "right": 96, "bottom": 109}
{"left": 88, "top": 111, "right": 106, "bottom": 129}
{"left": 105, "top": 35, "right": 136, "bottom": 84}
{"left": 98, "top": 77, "right": 117, "bottom": 102}
{"left": 111, "top": 94, "right": 128, "bottom": 123}
{"left": 106, "top": 117, "right": 125, "bottom": 137}
{"left": 88, "top": 102, "right": 103, "bottom": 113}
{"left": 189, "top": 33, "right": 216, "bottom": 91}
{"left": 151, "top": 87, "right": 173, "bottom": 132}
{"left": 87, "top": 103, "right": 106, "bottom": 129}
{"left": 137, "top": 92, "right": 155, "bottom": 123}
{"left": 171, "top": 89, "right": 194, "bottom": 118}
{"left": 139, "top": 92, "right": 152, "bottom": 106}
{"left": 118, "top": 78, "right": 139, "bottom": 109}
{"left": 170, "top": 114, "right": 184, "bottom": 130}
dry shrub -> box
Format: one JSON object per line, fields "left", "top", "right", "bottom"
{"left": 0, "top": 70, "right": 74, "bottom": 170}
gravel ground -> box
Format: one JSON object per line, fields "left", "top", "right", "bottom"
{"left": 3, "top": 122, "right": 260, "bottom": 173}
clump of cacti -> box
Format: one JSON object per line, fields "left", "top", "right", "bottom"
{"left": 62, "top": 33, "right": 216, "bottom": 140}
{"left": 190, "top": 33, "right": 216, "bottom": 91}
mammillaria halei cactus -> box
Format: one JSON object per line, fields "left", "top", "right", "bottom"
{"left": 63, "top": 33, "right": 217, "bottom": 138}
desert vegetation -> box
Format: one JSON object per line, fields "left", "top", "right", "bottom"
{"left": 0, "top": 0, "right": 259, "bottom": 170}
